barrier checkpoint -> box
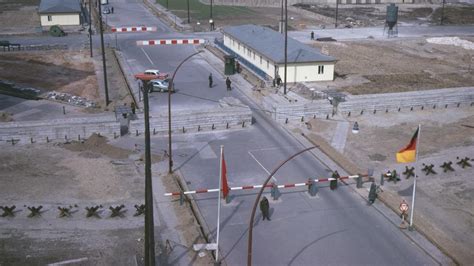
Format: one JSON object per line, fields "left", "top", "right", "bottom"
{"left": 164, "top": 174, "right": 367, "bottom": 196}
{"left": 111, "top": 26, "right": 156, "bottom": 32}
{"left": 136, "top": 39, "right": 206, "bottom": 46}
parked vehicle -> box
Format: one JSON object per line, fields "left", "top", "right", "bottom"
{"left": 102, "top": 7, "right": 110, "bottom": 14}
{"left": 150, "top": 79, "right": 174, "bottom": 93}
{"left": 144, "top": 69, "right": 170, "bottom": 80}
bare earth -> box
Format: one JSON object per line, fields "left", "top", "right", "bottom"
{"left": 0, "top": 135, "right": 213, "bottom": 265}
{"left": 307, "top": 37, "right": 474, "bottom": 95}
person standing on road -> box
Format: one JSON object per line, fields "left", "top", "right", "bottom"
{"left": 276, "top": 74, "right": 282, "bottom": 87}
{"left": 130, "top": 102, "right": 136, "bottom": 115}
{"left": 260, "top": 196, "right": 271, "bottom": 221}
{"left": 310, "top": 31, "right": 314, "bottom": 40}
{"left": 111, "top": 7, "right": 114, "bottom": 13}
{"left": 209, "top": 73, "right": 213, "bottom": 88}
{"left": 368, "top": 182, "right": 377, "bottom": 204}
{"left": 226, "top": 77, "right": 232, "bottom": 91}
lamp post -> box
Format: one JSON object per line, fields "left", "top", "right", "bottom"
{"left": 168, "top": 50, "right": 204, "bottom": 174}
{"left": 440, "top": 0, "right": 446, "bottom": 25}
{"left": 209, "top": 19, "right": 214, "bottom": 31}
{"left": 335, "top": 0, "right": 339, "bottom": 28}
{"left": 247, "top": 146, "right": 316, "bottom": 266}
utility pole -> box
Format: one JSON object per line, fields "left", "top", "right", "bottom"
{"left": 88, "top": 0, "right": 93, "bottom": 57}
{"left": 335, "top": 0, "right": 339, "bottom": 28}
{"left": 187, "top": 0, "right": 190, "bottom": 23}
{"left": 98, "top": 1, "right": 110, "bottom": 105}
{"left": 142, "top": 81, "right": 156, "bottom": 266}
{"left": 440, "top": 0, "right": 446, "bottom": 25}
{"left": 283, "top": 0, "right": 288, "bottom": 95}
{"left": 279, "top": 0, "right": 284, "bottom": 33}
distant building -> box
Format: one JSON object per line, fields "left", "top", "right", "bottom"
{"left": 222, "top": 24, "right": 335, "bottom": 83}
{"left": 39, "top": 0, "right": 82, "bottom": 27}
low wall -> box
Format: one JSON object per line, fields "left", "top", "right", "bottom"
{"left": 0, "top": 115, "right": 120, "bottom": 145}
{"left": 129, "top": 105, "right": 253, "bottom": 136}
{"left": 265, "top": 87, "right": 474, "bottom": 122}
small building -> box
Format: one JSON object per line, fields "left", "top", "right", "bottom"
{"left": 222, "top": 24, "right": 336, "bottom": 83}
{"left": 39, "top": 0, "right": 82, "bottom": 27}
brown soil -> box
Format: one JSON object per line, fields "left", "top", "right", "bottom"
{"left": 311, "top": 38, "right": 474, "bottom": 94}
{"left": 0, "top": 51, "right": 100, "bottom": 100}
{"left": 0, "top": 111, "right": 13, "bottom": 122}
{"left": 0, "top": 0, "right": 40, "bottom": 34}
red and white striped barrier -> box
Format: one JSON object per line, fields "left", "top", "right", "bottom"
{"left": 164, "top": 174, "right": 366, "bottom": 196}
{"left": 111, "top": 26, "right": 157, "bottom": 33}
{"left": 136, "top": 39, "right": 206, "bottom": 46}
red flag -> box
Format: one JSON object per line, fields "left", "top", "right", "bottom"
{"left": 221, "top": 153, "right": 230, "bottom": 199}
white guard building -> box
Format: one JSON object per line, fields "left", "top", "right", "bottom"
{"left": 39, "top": 0, "right": 82, "bottom": 27}
{"left": 222, "top": 24, "right": 336, "bottom": 83}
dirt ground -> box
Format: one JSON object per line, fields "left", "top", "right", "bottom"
{"left": 302, "top": 36, "right": 474, "bottom": 95}
{"left": 0, "top": 134, "right": 213, "bottom": 265}
{"left": 0, "top": 0, "right": 40, "bottom": 34}
{"left": 0, "top": 51, "right": 99, "bottom": 99}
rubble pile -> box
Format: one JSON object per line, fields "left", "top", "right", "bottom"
{"left": 46, "top": 91, "right": 97, "bottom": 108}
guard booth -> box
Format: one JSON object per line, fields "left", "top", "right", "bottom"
{"left": 224, "top": 55, "right": 236, "bottom": 75}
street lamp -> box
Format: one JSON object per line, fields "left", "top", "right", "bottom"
{"left": 167, "top": 50, "right": 204, "bottom": 174}
{"left": 247, "top": 146, "right": 316, "bottom": 266}
{"left": 209, "top": 19, "right": 214, "bottom": 31}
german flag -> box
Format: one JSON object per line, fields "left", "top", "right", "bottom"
{"left": 396, "top": 128, "right": 419, "bottom": 163}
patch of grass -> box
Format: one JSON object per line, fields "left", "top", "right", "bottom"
{"left": 156, "top": 0, "right": 256, "bottom": 21}
{"left": 432, "top": 6, "right": 474, "bottom": 25}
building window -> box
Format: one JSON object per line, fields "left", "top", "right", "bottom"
{"left": 253, "top": 52, "right": 255, "bottom": 60}
{"left": 260, "top": 56, "right": 262, "bottom": 64}
{"left": 318, "top": 65, "right": 324, "bottom": 74}
{"left": 266, "top": 60, "right": 269, "bottom": 69}
{"left": 47, "top": 15, "right": 52, "bottom": 21}
{"left": 248, "top": 49, "right": 251, "bottom": 56}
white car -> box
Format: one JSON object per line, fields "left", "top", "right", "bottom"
{"left": 150, "top": 79, "right": 174, "bottom": 93}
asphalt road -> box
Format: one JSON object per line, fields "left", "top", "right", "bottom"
{"left": 106, "top": 1, "right": 448, "bottom": 265}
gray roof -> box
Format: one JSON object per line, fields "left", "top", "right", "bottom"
{"left": 222, "top": 25, "right": 335, "bottom": 64}
{"left": 39, "top": 0, "right": 81, "bottom": 14}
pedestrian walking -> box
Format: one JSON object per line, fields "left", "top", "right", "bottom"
{"left": 111, "top": 7, "right": 114, "bottom": 13}
{"left": 208, "top": 73, "right": 213, "bottom": 88}
{"left": 368, "top": 182, "right": 377, "bottom": 204}
{"left": 226, "top": 77, "right": 232, "bottom": 91}
{"left": 310, "top": 31, "right": 314, "bottom": 40}
{"left": 276, "top": 75, "right": 282, "bottom": 87}
{"left": 260, "top": 196, "right": 271, "bottom": 221}
{"left": 130, "top": 102, "right": 136, "bottom": 115}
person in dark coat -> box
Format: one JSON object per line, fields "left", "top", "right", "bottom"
{"left": 226, "top": 77, "right": 232, "bottom": 91}
{"left": 208, "top": 73, "right": 213, "bottom": 88}
{"left": 310, "top": 31, "right": 314, "bottom": 40}
{"left": 130, "top": 102, "right": 136, "bottom": 115}
{"left": 260, "top": 196, "right": 270, "bottom": 221}
{"left": 111, "top": 7, "right": 114, "bottom": 13}
{"left": 368, "top": 182, "right": 377, "bottom": 204}
{"left": 276, "top": 75, "right": 282, "bottom": 87}
{"left": 330, "top": 170, "right": 339, "bottom": 190}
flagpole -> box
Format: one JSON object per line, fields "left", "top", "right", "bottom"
{"left": 409, "top": 125, "right": 421, "bottom": 230}
{"left": 216, "top": 145, "right": 223, "bottom": 261}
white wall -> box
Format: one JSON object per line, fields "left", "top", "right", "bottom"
{"left": 277, "top": 63, "right": 334, "bottom": 82}
{"left": 40, "top": 13, "right": 80, "bottom": 26}
{"left": 223, "top": 33, "right": 334, "bottom": 82}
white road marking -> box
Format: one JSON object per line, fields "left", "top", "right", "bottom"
{"left": 248, "top": 150, "right": 277, "bottom": 182}
{"left": 140, "top": 47, "right": 154, "bottom": 66}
